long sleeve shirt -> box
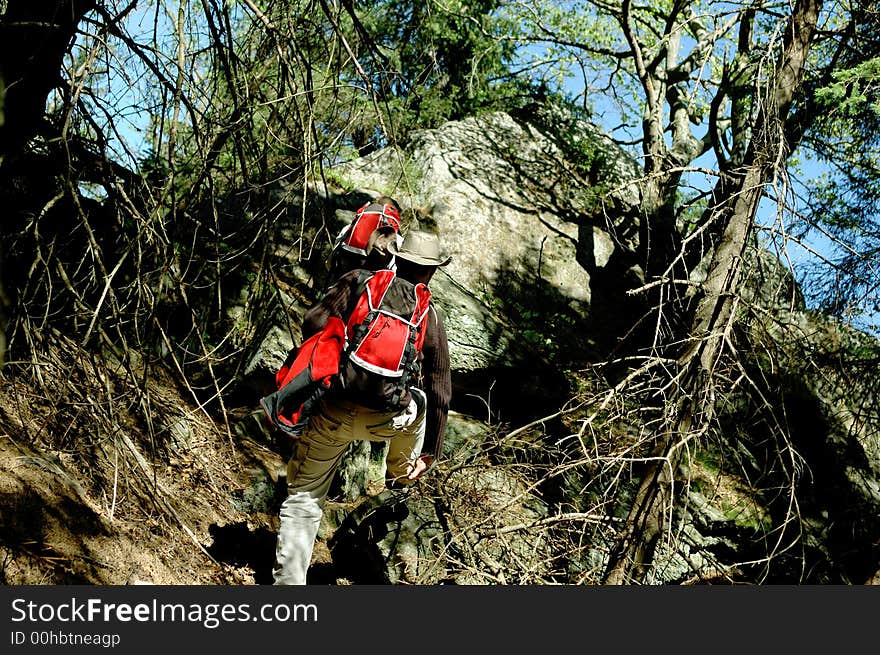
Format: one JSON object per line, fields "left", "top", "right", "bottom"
{"left": 301, "top": 269, "right": 452, "bottom": 458}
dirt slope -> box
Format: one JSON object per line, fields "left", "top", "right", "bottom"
{"left": 0, "top": 362, "right": 286, "bottom": 585}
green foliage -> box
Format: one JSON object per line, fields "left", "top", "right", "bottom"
{"left": 793, "top": 28, "right": 880, "bottom": 331}
{"left": 349, "top": 0, "right": 522, "bottom": 143}
{"left": 816, "top": 56, "right": 880, "bottom": 117}
{"left": 321, "top": 169, "right": 357, "bottom": 193}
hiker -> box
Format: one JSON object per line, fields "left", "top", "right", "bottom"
{"left": 325, "top": 196, "right": 403, "bottom": 287}
{"left": 272, "top": 228, "right": 452, "bottom": 585}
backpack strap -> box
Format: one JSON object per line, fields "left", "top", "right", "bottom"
{"left": 346, "top": 270, "right": 395, "bottom": 344}
{"left": 391, "top": 283, "right": 432, "bottom": 407}
{"left": 354, "top": 269, "right": 372, "bottom": 297}
{"left": 338, "top": 270, "right": 385, "bottom": 388}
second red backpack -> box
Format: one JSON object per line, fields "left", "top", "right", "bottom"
{"left": 338, "top": 202, "right": 401, "bottom": 256}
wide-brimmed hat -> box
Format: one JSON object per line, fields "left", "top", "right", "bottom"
{"left": 389, "top": 229, "right": 452, "bottom": 267}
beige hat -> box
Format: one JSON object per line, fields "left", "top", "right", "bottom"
{"left": 390, "top": 229, "right": 452, "bottom": 267}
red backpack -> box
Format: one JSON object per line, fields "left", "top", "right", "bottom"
{"left": 338, "top": 203, "right": 401, "bottom": 256}
{"left": 259, "top": 316, "right": 346, "bottom": 438}
{"left": 342, "top": 270, "right": 431, "bottom": 409}
{"left": 260, "top": 270, "right": 432, "bottom": 438}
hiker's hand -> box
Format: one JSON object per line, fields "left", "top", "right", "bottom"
{"left": 406, "top": 455, "right": 434, "bottom": 480}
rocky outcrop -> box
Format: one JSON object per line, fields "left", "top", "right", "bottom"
{"left": 641, "top": 247, "right": 880, "bottom": 584}
{"left": 310, "top": 111, "right": 647, "bottom": 424}
{"left": 750, "top": 309, "right": 879, "bottom": 582}
{"left": 235, "top": 110, "right": 643, "bottom": 425}
{"left": 332, "top": 111, "right": 638, "bottom": 374}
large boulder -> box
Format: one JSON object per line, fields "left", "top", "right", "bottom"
{"left": 332, "top": 112, "right": 639, "bottom": 373}
{"left": 233, "top": 109, "right": 644, "bottom": 423}
{"left": 327, "top": 111, "right": 644, "bottom": 422}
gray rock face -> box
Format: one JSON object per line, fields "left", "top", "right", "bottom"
{"left": 760, "top": 310, "right": 880, "bottom": 564}
{"left": 233, "top": 110, "right": 642, "bottom": 407}
{"left": 243, "top": 325, "right": 295, "bottom": 382}
{"left": 327, "top": 458, "right": 552, "bottom": 584}
{"left": 333, "top": 111, "right": 640, "bottom": 373}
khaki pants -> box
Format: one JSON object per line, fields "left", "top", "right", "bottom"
{"left": 273, "top": 391, "right": 425, "bottom": 585}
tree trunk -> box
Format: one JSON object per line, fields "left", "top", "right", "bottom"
{"left": 0, "top": 1, "right": 96, "bottom": 364}
{"left": 603, "top": 0, "right": 824, "bottom": 585}
{"left": 0, "top": 1, "right": 97, "bottom": 160}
